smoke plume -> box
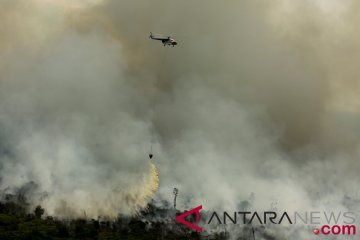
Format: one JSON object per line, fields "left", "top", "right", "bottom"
{"left": 1, "top": 0, "right": 360, "bottom": 238}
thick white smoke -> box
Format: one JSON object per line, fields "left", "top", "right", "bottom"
{"left": 1, "top": 0, "right": 360, "bottom": 238}
{"left": 0, "top": 1, "right": 159, "bottom": 217}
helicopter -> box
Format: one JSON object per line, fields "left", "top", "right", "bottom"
{"left": 149, "top": 32, "right": 178, "bottom": 47}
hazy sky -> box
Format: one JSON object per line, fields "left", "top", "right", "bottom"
{"left": 0, "top": 0, "right": 360, "bottom": 238}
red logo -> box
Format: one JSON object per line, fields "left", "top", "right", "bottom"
{"left": 176, "top": 205, "right": 203, "bottom": 232}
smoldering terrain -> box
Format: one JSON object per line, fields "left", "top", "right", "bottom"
{"left": 0, "top": 0, "right": 360, "bottom": 239}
